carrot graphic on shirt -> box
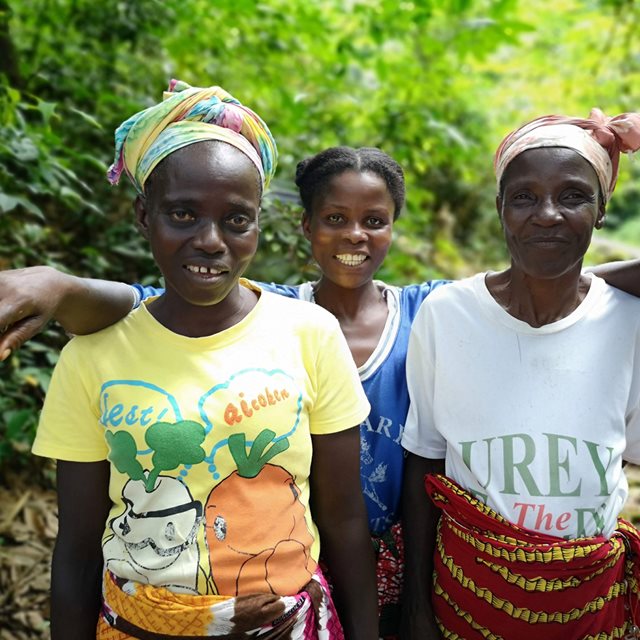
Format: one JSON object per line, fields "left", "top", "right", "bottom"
{"left": 204, "top": 428, "right": 315, "bottom": 596}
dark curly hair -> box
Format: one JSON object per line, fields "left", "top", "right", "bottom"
{"left": 295, "top": 146, "right": 405, "bottom": 220}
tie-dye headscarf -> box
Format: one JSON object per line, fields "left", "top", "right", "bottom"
{"left": 107, "top": 80, "right": 278, "bottom": 194}
{"left": 494, "top": 109, "right": 640, "bottom": 203}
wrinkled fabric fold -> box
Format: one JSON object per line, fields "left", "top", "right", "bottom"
{"left": 97, "top": 567, "right": 343, "bottom": 640}
{"left": 107, "top": 80, "right": 277, "bottom": 193}
{"left": 372, "top": 521, "right": 404, "bottom": 639}
{"left": 494, "top": 109, "right": 640, "bottom": 202}
{"left": 426, "top": 474, "right": 640, "bottom": 640}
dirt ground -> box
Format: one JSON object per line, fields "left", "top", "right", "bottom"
{"left": 0, "top": 470, "right": 56, "bottom": 640}
{"left": 1, "top": 466, "right": 639, "bottom": 639}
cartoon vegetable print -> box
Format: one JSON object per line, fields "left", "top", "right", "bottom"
{"left": 205, "top": 428, "right": 316, "bottom": 596}
{"left": 107, "top": 420, "right": 206, "bottom": 491}
{"left": 106, "top": 430, "right": 145, "bottom": 481}
{"left": 103, "top": 421, "right": 206, "bottom": 593}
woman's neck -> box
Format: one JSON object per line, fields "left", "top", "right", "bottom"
{"left": 313, "top": 278, "right": 384, "bottom": 320}
{"left": 485, "top": 267, "right": 591, "bottom": 327}
{"left": 313, "top": 277, "right": 389, "bottom": 368}
{"left": 147, "top": 283, "right": 258, "bottom": 337}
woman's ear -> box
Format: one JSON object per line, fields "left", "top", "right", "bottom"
{"left": 595, "top": 201, "right": 606, "bottom": 229}
{"left": 135, "top": 196, "right": 150, "bottom": 239}
{"left": 301, "top": 212, "right": 312, "bottom": 240}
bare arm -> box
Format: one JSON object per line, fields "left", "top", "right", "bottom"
{"left": 0, "top": 266, "right": 135, "bottom": 360}
{"left": 401, "top": 454, "right": 445, "bottom": 640}
{"left": 588, "top": 259, "right": 640, "bottom": 297}
{"left": 52, "top": 460, "right": 111, "bottom": 640}
{"left": 310, "top": 427, "right": 378, "bottom": 640}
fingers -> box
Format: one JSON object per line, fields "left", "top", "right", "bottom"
{"left": 0, "top": 324, "right": 9, "bottom": 361}
{"left": 0, "top": 316, "right": 48, "bottom": 361}
{"left": 0, "top": 293, "right": 37, "bottom": 335}
{"left": 0, "top": 302, "right": 32, "bottom": 360}
{"left": 0, "top": 270, "right": 58, "bottom": 360}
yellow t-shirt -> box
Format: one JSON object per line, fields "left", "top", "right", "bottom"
{"left": 33, "top": 283, "right": 369, "bottom": 597}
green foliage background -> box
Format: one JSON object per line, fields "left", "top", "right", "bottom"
{"left": 1, "top": 0, "right": 639, "bottom": 469}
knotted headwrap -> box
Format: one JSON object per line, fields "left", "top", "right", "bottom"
{"left": 494, "top": 109, "right": 640, "bottom": 202}
{"left": 107, "top": 79, "right": 278, "bottom": 193}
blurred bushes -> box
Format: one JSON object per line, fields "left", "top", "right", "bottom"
{"left": 1, "top": 0, "right": 639, "bottom": 470}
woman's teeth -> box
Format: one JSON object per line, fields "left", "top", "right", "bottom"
{"left": 186, "top": 265, "right": 223, "bottom": 275}
{"left": 335, "top": 254, "right": 367, "bottom": 266}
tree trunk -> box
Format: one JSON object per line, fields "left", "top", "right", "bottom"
{"left": 0, "top": 0, "right": 21, "bottom": 87}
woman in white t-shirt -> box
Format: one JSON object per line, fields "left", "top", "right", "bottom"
{"left": 401, "top": 109, "right": 640, "bottom": 640}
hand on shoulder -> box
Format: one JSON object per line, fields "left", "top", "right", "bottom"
{"left": 0, "top": 266, "right": 70, "bottom": 360}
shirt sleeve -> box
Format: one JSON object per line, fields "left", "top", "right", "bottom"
{"left": 401, "top": 280, "right": 451, "bottom": 311}
{"left": 401, "top": 301, "right": 447, "bottom": 459}
{"left": 308, "top": 316, "right": 370, "bottom": 435}
{"left": 419, "top": 279, "right": 451, "bottom": 296}
{"left": 32, "top": 338, "right": 108, "bottom": 462}
{"left": 254, "top": 281, "right": 301, "bottom": 299}
{"left": 131, "top": 283, "right": 165, "bottom": 307}
{"left": 625, "top": 418, "right": 640, "bottom": 464}
{"left": 624, "top": 325, "right": 640, "bottom": 464}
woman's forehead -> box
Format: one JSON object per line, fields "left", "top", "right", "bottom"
{"left": 502, "top": 147, "right": 599, "bottom": 189}
{"left": 158, "top": 140, "right": 255, "bottom": 173}
{"left": 146, "top": 141, "right": 262, "bottom": 200}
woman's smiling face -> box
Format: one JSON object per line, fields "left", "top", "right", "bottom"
{"left": 497, "top": 147, "right": 605, "bottom": 281}
{"left": 302, "top": 170, "right": 395, "bottom": 290}
{"left": 137, "top": 141, "right": 261, "bottom": 309}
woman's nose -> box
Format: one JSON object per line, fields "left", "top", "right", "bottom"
{"left": 345, "top": 223, "right": 367, "bottom": 243}
{"left": 193, "top": 221, "right": 225, "bottom": 252}
{"left": 534, "top": 198, "right": 563, "bottom": 226}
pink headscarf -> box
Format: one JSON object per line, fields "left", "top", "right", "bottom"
{"left": 494, "top": 109, "right": 640, "bottom": 202}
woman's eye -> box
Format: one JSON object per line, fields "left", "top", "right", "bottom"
{"left": 563, "top": 191, "right": 589, "bottom": 202}
{"left": 366, "top": 217, "right": 386, "bottom": 228}
{"left": 227, "top": 214, "right": 251, "bottom": 229}
{"left": 169, "top": 210, "right": 194, "bottom": 222}
{"left": 326, "top": 213, "right": 343, "bottom": 224}
{"left": 509, "top": 192, "right": 535, "bottom": 206}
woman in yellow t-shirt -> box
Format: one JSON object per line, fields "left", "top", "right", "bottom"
{"left": 30, "top": 81, "right": 378, "bottom": 640}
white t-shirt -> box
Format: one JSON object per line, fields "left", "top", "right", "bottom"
{"left": 402, "top": 272, "right": 640, "bottom": 539}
